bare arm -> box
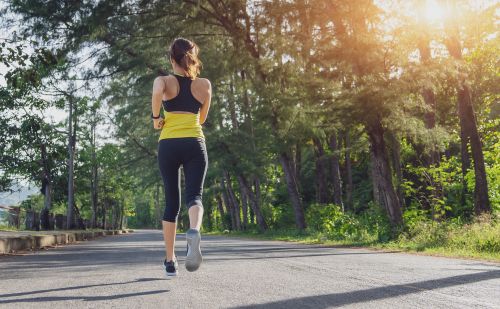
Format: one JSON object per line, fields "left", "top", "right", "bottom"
{"left": 151, "top": 76, "right": 165, "bottom": 129}
{"left": 200, "top": 79, "right": 212, "bottom": 125}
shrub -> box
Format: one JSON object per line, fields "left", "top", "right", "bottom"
{"left": 447, "top": 214, "right": 500, "bottom": 253}
{"left": 306, "top": 203, "right": 365, "bottom": 241}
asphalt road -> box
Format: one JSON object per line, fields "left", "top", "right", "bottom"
{"left": 0, "top": 229, "right": 499, "bottom": 309}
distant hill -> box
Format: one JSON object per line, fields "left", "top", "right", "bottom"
{"left": 0, "top": 183, "right": 39, "bottom": 207}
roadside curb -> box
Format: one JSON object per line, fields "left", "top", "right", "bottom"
{"left": 0, "top": 229, "right": 135, "bottom": 254}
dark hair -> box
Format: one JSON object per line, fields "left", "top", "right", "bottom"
{"left": 169, "top": 38, "right": 202, "bottom": 79}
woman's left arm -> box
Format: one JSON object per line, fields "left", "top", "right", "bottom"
{"left": 199, "top": 79, "right": 212, "bottom": 125}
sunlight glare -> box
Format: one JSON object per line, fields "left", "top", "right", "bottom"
{"left": 424, "top": 0, "right": 445, "bottom": 22}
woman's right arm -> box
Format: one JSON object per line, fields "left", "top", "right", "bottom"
{"left": 151, "top": 76, "right": 165, "bottom": 129}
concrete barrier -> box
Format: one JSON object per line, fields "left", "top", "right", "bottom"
{"left": 55, "top": 234, "right": 67, "bottom": 245}
{"left": 0, "top": 238, "right": 7, "bottom": 254}
{"left": 0, "top": 229, "right": 131, "bottom": 254}
{"left": 0, "top": 237, "right": 33, "bottom": 253}
{"left": 34, "top": 235, "right": 57, "bottom": 248}
{"left": 66, "top": 233, "right": 76, "bottom": 243}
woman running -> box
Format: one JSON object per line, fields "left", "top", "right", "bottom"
{"left": 151, "top": 38, "right": 211, "bottom": 277}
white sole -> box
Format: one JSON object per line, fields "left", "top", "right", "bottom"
{"left": 185, "top": 230, "right": 203, "bottom": 272}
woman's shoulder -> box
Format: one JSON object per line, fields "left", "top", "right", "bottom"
{"left": 193, "top": 77, "right": 211, "bottom": 91}
{"left": 154, "top": 74, "right": 177, "bottom": 87}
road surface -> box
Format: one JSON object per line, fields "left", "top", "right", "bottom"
{"left": 0, "top": 229, "right": 499, "bottom": 308}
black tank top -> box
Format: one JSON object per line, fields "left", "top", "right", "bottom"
{"left": 162, "top": 74, "right": 202, "bottom": 114}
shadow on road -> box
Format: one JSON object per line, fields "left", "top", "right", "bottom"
{"left": 0, "top": 278, "right": 164, "bottom": 299}
{"left": 0, "top": 233, "right": 398, "bottom": 272}
{"left": 0, "top": 289, "right": 169, "bottom": 304}
{"left": 0, "top": 278, "right": 168, "bottom": 304}
{"left": 230, "top": 270, "right": 500, "bottom": 308}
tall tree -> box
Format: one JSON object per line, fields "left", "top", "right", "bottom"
{"left": 443, "top": 1, "right": 491, "bottom": 214}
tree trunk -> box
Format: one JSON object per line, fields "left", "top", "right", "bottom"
{"left": 215, "top": 192, "right": 225, "bottom": 227}
{"left": 367, "top": 121, "right": 403, "bottom": 226}
{"left": 220, "top": 179, "right": 234, "bottom": 229}
{"left": 238, "top": 177, "right": 249, "bottom": 229}
{"left": 328, "top": 132, "right": 343, "bottom": 209}
{"left": 90, "top": 114, "right": 98, "bottom": 228}
{"left": 102, "top": 198, "right": 106, "bottom": 229}
{"left": 294, "top": 142, "right": 302, "bottom": 187}
{"left": 238, "top": 174, "right": 268, "bottom": 231}
{"left": 459, "top": 127, "right": 471, "bottom": 206}
{"left": 312, "top": 136, "right": 329, "bottom": 204}
{"left": 119, "top": 199, "right": 124, "bottom": 230}
{"left": 344, "top": 131, "right": 353, "bottom": 210}
{"left": 221, "top": 173, "right": 238, "bottom": 230}
{"left": 40, "top": 182, "right": 52, "bottom": 230}
{"left": 224, "top": 171, "right": 241, "bottom": 230}
{"left": 444, "top": 17, "right": 491, "bottom": 214}
{"left": 154, "top": 183, "right": 162, "bottom": 228}
{"left": 111, "top": 202, "right": 116, "bottom": 230}
{"left": 90, "top": 170, "right": 98, "bottom": 228}
{"left": 279, "top": 152, "right": 306, "bottom": 229}
{"left": 254, "top": 176, "right": 261, "bottom": 212}
{"left": 421, "top": 84, "right": 440, "bottom": 165}
{"left": 370, "top": 150, "right": 384, "bottom": 207}
{"left": 458, "top": 85, "right": 490, "bottom": 214}
{"left": 40, "top": 144, "right": 52, "bottom": 230}
{"left": 228, "top": 74, "right": 239, "bottom": 130}
{"left": 215, "top": 189, "right": 225, "bottom": 217}
{"left": 388, "top": 132, "right": 405, "bottom": 209}
{"left": 66, "top": 96, "right": 75, "bottom": 229}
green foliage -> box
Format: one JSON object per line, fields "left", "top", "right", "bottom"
{"left": 267, "top": 203, "right": 297, "bottom": 230}
{"left": 478, "top": 117, "right": 500, "bottom": 211}
{"left": 395, "top": 213, "right": 500, "bottom": 256}
{"left": 2, "top": 0, "right": 498, "bottom": 237}
{"left": 446, "top": 215, "right": 500, "bottom": 254}
{"left": 19, "top": 194, "right": 44, "bottom": 212}
{"left": 403, "top": 153, "right": 472, "bottom": 220}
{"left": 305, "top": 203, "right": 391, "bottom": 242}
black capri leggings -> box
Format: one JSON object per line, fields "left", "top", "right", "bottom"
{"left": 158, "top": 137, "right": 208, "bottom": 222}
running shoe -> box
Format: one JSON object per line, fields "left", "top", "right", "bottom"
{"left": 185, "top": 228, "right": 203, "bottom": 272}
{"left": 163, "top": 258, "right": 178, "bottom": 277}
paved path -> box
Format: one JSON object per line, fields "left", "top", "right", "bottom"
{"left": 0, "top": 230, "right": 499, "bottom": 308}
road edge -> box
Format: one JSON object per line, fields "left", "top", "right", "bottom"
{"left": 206, "top": 232, "right": 500, "bottom": 265}
{"left": 0, "top": 229, "right": 135, "bottom": 255}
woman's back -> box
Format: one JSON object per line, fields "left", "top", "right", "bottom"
{"left": 157, "top": 74, "right": 211, "bottom": 140}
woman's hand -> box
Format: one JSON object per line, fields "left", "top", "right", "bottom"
{"left": 153, "top": 118, "right": 165, "bottom": 130}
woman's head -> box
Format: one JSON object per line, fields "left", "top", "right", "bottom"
{"left": 169, "top": 38, "right": 202, "bottom": 79}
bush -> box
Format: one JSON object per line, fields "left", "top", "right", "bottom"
{"left": 358, "top": 202, "right": 393, "bottom": 242}
{"left": 394, "top": 212, "right": 500, "bottom": 255}
{"left": 397, "top": 220, "right": 449, "bottom": 251}
{"left": 306, "top": 203, "right": 366, "bottom": 241}
{"left": 447, "top": 214, "right": 500, "bottom": 254}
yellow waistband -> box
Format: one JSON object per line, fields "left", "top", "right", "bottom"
{"left": 159, "top": 112, "right": 205, "bottom": 140}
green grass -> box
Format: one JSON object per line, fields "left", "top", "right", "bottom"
{"left": 0, "top": 225, "right": 22, "bottom": 231}
{"left": 206, "top": 216, "right": 500, "bottom": 262}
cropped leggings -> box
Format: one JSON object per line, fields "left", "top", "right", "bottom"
{"left": 158, "top": 137, "right": 208, "bottom": 222}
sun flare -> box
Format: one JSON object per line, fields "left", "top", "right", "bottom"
{"left": 424, "top": 0, "right": 445, "bottom": 22}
